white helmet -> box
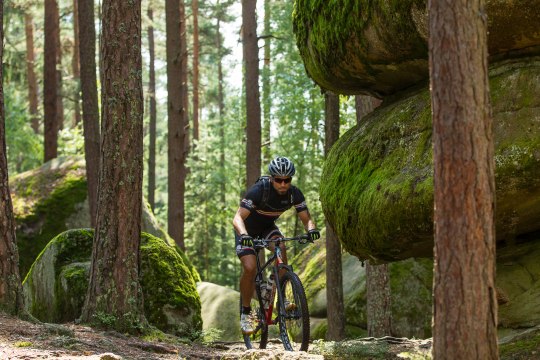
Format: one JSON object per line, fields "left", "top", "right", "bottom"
{"left": 268, "top": 156, "right": 295, "bottom": 177}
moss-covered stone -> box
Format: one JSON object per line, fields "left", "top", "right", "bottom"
{"left": 292, "top": 0, "right": 540, "bottom": 96}
{"left": 10, "top": 156, "right": 200, "bottom": 282}
{"left": 320, "top": 58, "right": 540, "bottom": 262}
{"left": 22, "top": 229, "right": 202, "bottom": 336}
{"left": 197, "top": 282, "right": 241, "bottom": 341}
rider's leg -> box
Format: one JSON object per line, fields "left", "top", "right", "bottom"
{"left": 240, "top": 254, "right": 257, "bottom": 309}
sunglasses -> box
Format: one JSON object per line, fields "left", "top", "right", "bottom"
{"left": 273, "top": 177, "right": 292, "bottom": 184}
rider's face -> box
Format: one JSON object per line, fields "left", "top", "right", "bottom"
{"left": 272, "top": 176, "right": 292, "bottom": 195}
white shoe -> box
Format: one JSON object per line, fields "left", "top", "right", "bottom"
{"left": 240, "top": 313, "right": 254, "bottom": 335}
{"left": 284, "top": 298, "right": 296, "bottom": 311}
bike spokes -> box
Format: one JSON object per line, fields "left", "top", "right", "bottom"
{"left": 278, "top": 271, "right": 310, "bottom": 351}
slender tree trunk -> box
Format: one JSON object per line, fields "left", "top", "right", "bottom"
{"left": 25, "top": 12, "right": 40, "bottom": 134}
{"left": 324, "top": 91, "right": 345, "bottom": 341}
{"left": 44, "top": 0, "right": 60, "bottom": 161}
{"left": 72, "top": 0, "right": 81, "bottom": 127}
{"left": 147, "top": 5, "right": 156, "bottom": 211}
{"left": 167, "top": 0, "right": 189, "bottom": 251}
{"left": 217, "top": 12, "right": 226, "bottom": 252}
{"left": 366, "top": 262, "right": 392, "bottom": 336}
{"left": 355, "top": 95, "right": 381, "bottom": 126}
{"left": 80, "top": 0, "right": 147, "bottom": 333}
{"left": 192, "top": 0, "right": 200, "bottom": 142}
{"left": 242, "top": 0, "right": 261, "bottom": 186}
{"left": 55, "top": 2, "right": 64, "bottom": 131}
{"left": 429, "top": 0, "right": 498, "bottom": 358}
{"left": 261, "top": 0, "right": 271, "bottom": 166}
{"left": 78, "top": 0, "right": 100, "bottom": 227}
{"left": 0, "top": 3, "right": 25, "bottom": 315}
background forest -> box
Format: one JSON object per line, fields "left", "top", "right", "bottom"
{"left": 3, "top": 0, "right": 358, "bottom": 289}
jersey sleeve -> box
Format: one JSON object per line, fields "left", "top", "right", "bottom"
{"left": 240, "top": 183, "right": 263, "bottom": 212}
{"left": 292, "top": 187, "right": 308, "bottom": 213}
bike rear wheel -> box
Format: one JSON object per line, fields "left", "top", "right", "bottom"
{"left": 277, "top": 270, "right": 310, "bottom": 351}
{"left": 240, "top": 294, "right": 269, "bottom": 349}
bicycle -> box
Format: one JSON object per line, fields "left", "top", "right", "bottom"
{"left": 240, "top": 234, "right": 312, "bottom": 352}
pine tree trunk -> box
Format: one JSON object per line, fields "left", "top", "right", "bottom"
{"left": 324, "top": 91, "right": 345, "bottom": 341}
{"left": 147, "top": 5, "right": 156, "bottom": 211}
{"left": 78, "top": 0, "right": 100, "bottom": 227}
{"left": 429, "top": 0, "right": 498, "bottom": 358}
{"left": 355, "top": 95, "right": 381, "bottom": 126}
{"left": 80, "top": 0, "right": 146, "bottom": 332}
{"left": 217, "top": 12, "right": 227, "bottom": 255}
{"left": 72, "top": 0, "right": 81, "bottom": 127}
{"left": 366, "top": 262, "right": 392, "bottom": 337}
{"left": 54, "top": 2, "right": 64, "bottom": 131}
{"left": 25, "top": 12, "right": 40, "bottom": 134}
{"left": 261, "top": 0, "right": 271, "bottom": 166}
{"left": 192, "top": 0, "right": 200, "bottom": 142}
{"left": 242, "top": 0, "right": 261, "bottom": 186}
{"left": 44, "top": 0, "right": 60, "bottom": 161}
{"left": 0, "top": 4, "right": 25, "bottom": 314}
{"left": 167, "top": 0, "right": 189, "bottom": 250}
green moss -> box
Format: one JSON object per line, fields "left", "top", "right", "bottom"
{"left": 500, "top": 332, "right": 540, "bottom": 359}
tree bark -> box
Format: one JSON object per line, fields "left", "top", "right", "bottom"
{"left": 217, "top": 10, "right": 227, "bottom": 254}
{"left": 25, "top": 12, "right": 40, "bottom": 134}
{"left": 324, "top": 91, "right": 345, "bottom": 341}
{"left": 167, "top": 0, "right": 189, "bottom": 250}
{"left": 366, "top": 262, "right": 392, "bottom": 337}
{"left": 55, "top": 2, "right": 64, "bottom": 131}
{"left": 355, "top": 95, "right": 381, "bottom": 126}
{"left": 44, "top": 0, "right": 60, "bottom": 161}
{"left": 261, "top": 0, "right": 271, "bottom": 166}
{"left": 80, "top": 0, "right": 147, "bottom": 332}
{"left": 242, "top": 0, "right": 261, "bottom": 187}
{"left": 78, "top": 0, "right": 100, "bottom": 227}
{"left": 192, "top": 0, "right": 200, "bottom": 142}
{"left": 0, "top": 3, "right": 25, "bottom": 315}
{"left": 72, "top": 0, "right": 81, "bottom": 127}
{"left": 147, "top": 5, "right": 156, "bottom": 212}
{"left": 429, "top": 0, "right": 498, "bottom": 358}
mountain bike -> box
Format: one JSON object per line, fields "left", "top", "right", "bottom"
{"left": 240, "top": 234, "right": 311, "bottom": 351}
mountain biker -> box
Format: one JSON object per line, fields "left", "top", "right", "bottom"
{"left": 232, "top": 156, "right": 320, "bottom": 335}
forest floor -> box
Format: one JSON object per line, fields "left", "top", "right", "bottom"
{"left": 0, "top": 311, "right": 435, "bottom": 359}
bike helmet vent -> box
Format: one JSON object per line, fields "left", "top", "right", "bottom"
{"left": 268, "top": 156, "right": 295, "bottom": 177}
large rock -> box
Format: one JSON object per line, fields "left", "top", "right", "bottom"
{"left": 197, "top": 282, "right": 242, "bottom": 341}
{"left": 292, "top": 0, "right": 540, "bottom": 96}
{"left": 320, "top": 58, "right": 540, "bottom": 262}
{"left": 23, "top": 229, "right": 202, "bottom": 336}
{"left": 10, "top": 156, "right": 199, "bottom": 281}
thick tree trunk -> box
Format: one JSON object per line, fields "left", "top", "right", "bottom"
{"left": 366, "top": 262, "right": 392, "bottom": 337}
{"left": 429, "top": 0, "right": 498, "bottom": 358}
{"left": 80, "top": 0, "right": 146, "bottom": 332}
{"left": 78, "top": 0, "right": 100, "bottom": 227}
{"left": 355, "top": 95, "right": 381, "bottom": 126}
{"left": 147, "top": 6, "right": 156, "bottom": 212}
{"left": 0, "top": 4, "right": 25, "bottom": 315}
{"left": 44, "top": 0, "right": 60, "bottom": 161}
{"left": 261, "top": 0, "right": 271, "bottom": 166}
{"left": 167, "top": 0, "right": 189, "bottom": 250}
{"left": 25, "top": 12, "right": 40, "bottom": 134}
{"left": 324, "top": 91, "right": 345, "bottom": 341}
{"left": 72, "top": 0, "right": 81, "bottom": 127}
{"left": 242, "top": 0, "right": 261, "bottom": 186}
{"left": 192, "top": 0, "right": 200, "bottom": 142}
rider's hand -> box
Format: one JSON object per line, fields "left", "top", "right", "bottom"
{"left": 240, "top": 234, "right": 254, "bottom": 247}
{"left": 307, "top": 229, "right": 320, "bottom": 242}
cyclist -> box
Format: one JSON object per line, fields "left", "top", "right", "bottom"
{"left": 233, "top": 156, "right": 320, "bottom": 335}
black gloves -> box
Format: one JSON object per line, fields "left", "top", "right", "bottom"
{"left": 307, "top": 229, "right": 320, "bottom": 242}
{"left": 240, "top": 234, "right": 254, "bottom": 247}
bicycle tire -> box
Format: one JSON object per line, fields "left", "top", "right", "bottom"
{"left": 277, "top": 270, "right": 310, "bottom": 351}
{"left": 240, "top": 293, "right": 269, "bottom": 349}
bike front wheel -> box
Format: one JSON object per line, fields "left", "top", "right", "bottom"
{"left": 277, "top": 270, "right": 310, "bottom": 351}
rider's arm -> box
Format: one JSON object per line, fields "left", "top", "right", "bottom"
{"left": 297, "top": 210, "right": 316, "bottom": 232}
{"left": 233, "top": 207, "right": 251, "bottom": 235}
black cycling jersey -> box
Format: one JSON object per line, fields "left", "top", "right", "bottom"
{"left": 239, "top": 180, "right": 308, "bottom": 236}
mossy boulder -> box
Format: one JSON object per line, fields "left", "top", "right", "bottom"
{"left": 291, "top": 238, "right": 433, "bottom": 339}
{"left": 320, "top": 58, "right": 540, "bottom": 262}
{"left": 10, "top": 156, "right": 199, "bottom": 282}
{"left": 292, "top": 0, "right": 540, "bottom": 96}
{"left": 22, "top": 229, "right": 202, "bottom": 336}
{"left": 197, "top": 282, "right": 242, "bottom": 341}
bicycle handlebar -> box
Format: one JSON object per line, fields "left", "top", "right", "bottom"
{"left": 252, "top": 234, "right": 311, "bottom": 248}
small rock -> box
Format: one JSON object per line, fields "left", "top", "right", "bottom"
{"left": 99, "top": 353, "right": 122, "bottom": 360}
